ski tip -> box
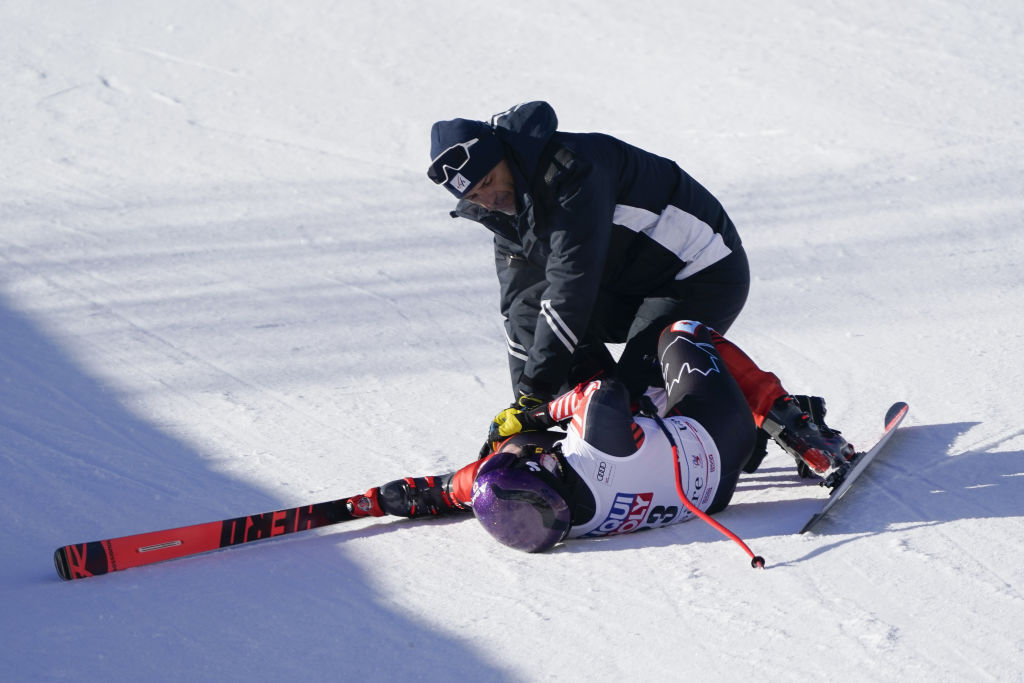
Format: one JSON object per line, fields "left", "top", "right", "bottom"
{"left": 885, "top": 402, "right": 909, "bottom": 427}
{"left": 799, "top": 514, "right": 821, "bottom": 534}
{"left": 53, "top": 547, "right": 72, "bottom": 581}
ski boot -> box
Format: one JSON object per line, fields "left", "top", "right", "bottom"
{"left": 762, "top": 395, "right": 856, "bottom": 487}
{"left": 347, "top": 474, "right": 468, "bottom": 518}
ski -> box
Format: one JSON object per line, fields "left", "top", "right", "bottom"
{"left": 54, "top": 496, "right": 360, "bottom": 580}
{"left": 799, "top": 401, "right": 909, "bottom": 534}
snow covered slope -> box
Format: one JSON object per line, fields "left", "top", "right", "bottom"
{"left": 2, "top": 1, "right": 1022, "bottom": 680}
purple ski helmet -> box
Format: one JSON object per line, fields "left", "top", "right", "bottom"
{"left": 471, "top": 448, "right": 572, "bottom": 552}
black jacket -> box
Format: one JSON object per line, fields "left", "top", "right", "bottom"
{"left": 450, "top": 102, "right": 741, "bottom": 399}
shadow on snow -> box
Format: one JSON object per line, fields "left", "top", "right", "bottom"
{"left": 0, "top": 292, "right": 505, "bottom": 681}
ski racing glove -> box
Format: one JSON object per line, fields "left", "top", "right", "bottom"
{"left": 483, "top": 394, "right": 556, "bottom": 454}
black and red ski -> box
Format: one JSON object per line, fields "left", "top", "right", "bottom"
{"left": 54, "top": 496, "right": 361, "bottom": 581}
{"left": 800, "top": 401, "right": 909, "bottom": 534}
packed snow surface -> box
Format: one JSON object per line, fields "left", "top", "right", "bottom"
{"left": 2, "top": 1, "right": 1023, "bottom": 680}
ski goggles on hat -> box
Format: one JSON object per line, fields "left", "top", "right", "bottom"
{"left": 427, "top": 138, "right": 479, "bottom": 186}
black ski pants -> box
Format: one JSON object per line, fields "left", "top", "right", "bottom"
{"left": 565, "top": 246, "right": 750, "bottom": 399}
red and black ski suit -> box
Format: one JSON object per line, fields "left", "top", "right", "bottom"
{"left": 346, "top": 321, "right": 789, "bottom": 534}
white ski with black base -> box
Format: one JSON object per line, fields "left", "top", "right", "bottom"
{"left": 800, "top": 401, "right": 909, "bottom": 534}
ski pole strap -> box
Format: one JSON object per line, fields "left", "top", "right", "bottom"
{"left": 649, "top": 413, "right": 765, "bottom": 569}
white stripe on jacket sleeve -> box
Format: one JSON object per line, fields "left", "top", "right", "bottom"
{"left": 540, "top": 299, "right": 578, "bottom": 352}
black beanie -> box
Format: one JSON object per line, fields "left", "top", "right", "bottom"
{"left": 428, "top": 118, "right": 505, "bottom": 198}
